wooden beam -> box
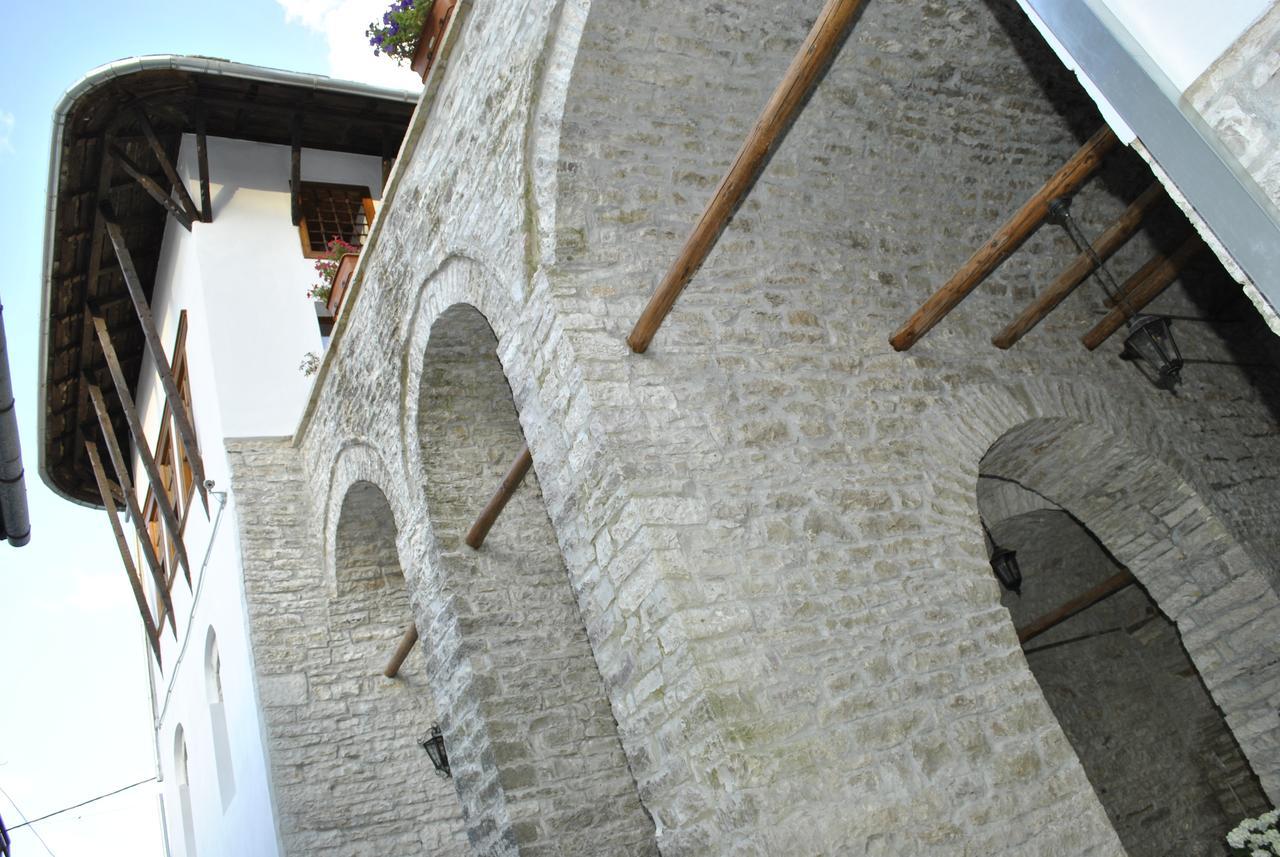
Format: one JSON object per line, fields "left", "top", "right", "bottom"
{"left": 1017, "top": 570, "right": 1136, "bottom": 644}
{"left": 87, "top": 381, "right": 178, "bottom": 635}
{"left": 132, "top": 108, "right": 202, "bottom": 223}
{"left": 1081, "top": 234, "right": 1205, "bottom": 350}
{"left": 383, "top": 624, "right": 420, "bottom": 678}
{"left": 102, "top": 211, "right": 210, "bottom": 514}
{"left": 195, "top": 101, "right": 212, "bottom": 223}
{"left": 626, "top": 0, "right": 869, "bottom": 353}
{"left": 91, "top": 314, "right": 194, "bottom": 586}
{"left": 993, "top": 182, "right": 1163, "bottom": 349}
{"left": 110, "top": 144, "right": 194, "bottom": 231}
{"left": 890, "top": 126, "right": 1119, "bottom": 351}
{"left": 465, "top": 445, "right": 533, "bottom": 549}
{"left": 85, "top": 439, "right": 163, "bottom": 666}
{"left": 290, "top": 115, "right": 302, "bottom": 227}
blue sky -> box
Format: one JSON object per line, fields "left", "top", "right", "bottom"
{"left": 0, "top": 2, "right": 415, "bottom": 854}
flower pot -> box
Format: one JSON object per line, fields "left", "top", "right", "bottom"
{"left": 326, "top": 253, "right": 359, "bottom": 320}
{"left": 410, "top": 0, "right": 459, "bottom": 82}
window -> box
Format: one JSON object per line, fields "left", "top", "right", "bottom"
{"left": 173, "top": 726, "right": 198, "bottom": 857}
{"left": 297, "top": 182, "right": 375, "bottom": 258}
{"left": 205, "top": 629, "right": 236, "bottom": 809}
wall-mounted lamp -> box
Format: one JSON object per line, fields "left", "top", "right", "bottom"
{"left": 419, "top": 724, "right": 451, "bottom": 778}
{"left": 983, "top": 522, "right": 1022, "bottom": 595}
{"left": 1048, "top": 197, "right": 1183, "bottom": 392}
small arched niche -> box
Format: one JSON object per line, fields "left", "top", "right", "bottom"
{"left": 172, "top": 725, "right": 198, "bottom": 857}
{"left": 977, "top": 419, "right": 1280, "bottom": 855}
{"left": 203, "top": 627, "right": 236, "bottom": 809}
{"left": 417, "top": 303, "right": 657, "bottom": 856}
{"left": 330, "top": 480, "right": 468, "bottom": 855}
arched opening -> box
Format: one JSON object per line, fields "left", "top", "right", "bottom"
{"left": 330, "top": 480, "right": 468, "bottom": 855}
{"left": 977, "top": 419, "right": 1280, "bottom": 855}
{"left": 173, "top": 725, "right": 197, "bottom": 857}
{"left": 417, "top": 303, "right": 657, "bottom": 856}
{"left": 203, "top": 628, "right": 236, "bottom": 809}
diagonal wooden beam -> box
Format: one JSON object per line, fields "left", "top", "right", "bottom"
{"left": 627, "top": 0, "right": 869, "bottom": 353}
{"left": 91, "top": 313, "right": 194, "bottom": 586}
{"left": 85, "top": 439, "right": 163, "bottom": 666}
{"left": 110, "top": 143, "right": 193, "bottom": 231}
{"left": 195, "top": 101, "right": 212, "bottom": 222}
{"left": 891, "top": 126, "right": 1119, "bottom": 351}
{"left": 87, "top": 381, "right": 177, "bottom": 635}
{"left": 102, "top": 209, "right": 210, "bottom": 514}
{"left": 465, "top": 445, "right": 533, "bottom": 549}
{"left": 384, "top": 624, "right": 420, "bottom": 678}
{"left": 1082, "top": 233, "right": 1205, "bottom": 350}
{"left": 132, "top": 108, "right": 202, "bottom": 224}
{"left": 1017, "top": 571, "right": 1135, "bottom": 644}
{"left": 993, "top": 182, "right": 1164, "bottom": 349}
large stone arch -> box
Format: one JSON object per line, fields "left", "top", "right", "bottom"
{"left": 978, "top": 416, "right": 1280, "bottom": 799}
{"left": 411, "top": 298, "right": 658, "bottom": 855}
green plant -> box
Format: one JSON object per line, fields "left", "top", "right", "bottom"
{"left": 308, "top": 237, "right": 360, "bottom": 303}
{"left": 367, "top": 0, "right": 431, "bottom": 64}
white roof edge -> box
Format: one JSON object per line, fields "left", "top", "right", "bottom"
{"left": 37, "top": 55, "right": 418, "bottom": 507}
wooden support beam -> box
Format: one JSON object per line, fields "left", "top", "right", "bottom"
{"left": 290, "top": 115, "right": 302, "bottom": 226}
{"left": 384, "top": 624, "right": 420, "bottom": 678}
{"left": 1082, "top": 234, "right": 1205, "bottom": 350}
{"left": 91, "top": 314, "right": 194, "bottom": 586}
{"left": 132, "top": 108, "right": 202, "bottom": 223}
{"left": 86, "top": 439, "right": 163, "bottom": 666}
{"left": 195, "top": 101, "right": 212, "bottom": 223}
{"left": 1017, "top": 571, "right": 1136, "bottom": 644}
{"left": 993, "top": 182, "right": 1163, "bottom": 349}
{"left": 87, "top": 381, "right": 177, "bottom": 635}
{"left": 626, "top": 0, "right": 868, "bottom": 353}
{"left": 465, "top": 445, "right": 533, "bottom": 549}
{"left": 102, "top": 211, "right": 210, "bottom": 514}
{"left": 110, "top": 144, "right": 193, "bottom": 231}
{"left": 890, "top": 126, "right": 1119, "bottom": 351}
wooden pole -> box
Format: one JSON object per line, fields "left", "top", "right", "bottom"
{"left": 993, "top": 182, "right": 1163, "bottom": 349}
{"left": 110, "top": 144, "right": 193, "bottom": 231}
{"left": 626, "top": 0, "right": 868, "bottom": 354}
{"left": 1081, "top": 234, "right": 1204, "bottom": 350}
{"left": 85, "top": 439, "right": 163, "bottom": 666}
{"left": 1017, "top": 570, "right": 1135, "bottom": 644}
{"left": 465, "top": 445, "right": 533, "bottom": 549}
{"left": 87, "top": 381, "right": 177, "bottom": 635}
{"left": 91, "top": 314, "right": 194, "bottom": 585}
{"left": 133, "top": 108, "right": 202, "bottom": 223}
{"left": 195, "top": 101, "right": 212, "bottom": 223}
{"left": 290, "top": 115, "right": 302, "bottom": 226}
{"left": 102, "top": 211, "right": 210, "bottom": 514}
{"left": 383, "top": 624, "right": 420, "bottom": 678}
{"left": 890, "top": 126, "right": 1118, "bottom": 351}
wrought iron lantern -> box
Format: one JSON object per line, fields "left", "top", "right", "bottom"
{"left": 989, "top": 543, "right": 1023, "bottom": 595}
{"left": 1121, "top": 313, "right": 1183, "bottom": 391}
{"left": 419, "top": 724, "right": 451, "bottom": 778}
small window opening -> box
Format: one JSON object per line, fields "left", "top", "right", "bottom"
{"left": 297, "top": 182, "right": 375, "bottom": 258}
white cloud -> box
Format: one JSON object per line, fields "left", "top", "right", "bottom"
{"left": 0, "top": 110, "right": 15, "bottom": 156}
{"left": 277, "top": 0, "right": 424, "bottom": 91}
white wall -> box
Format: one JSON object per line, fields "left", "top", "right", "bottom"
{"left": 128, "top": 134, "right": 385, "bottom": 857}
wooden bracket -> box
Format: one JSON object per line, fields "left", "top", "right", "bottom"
{"left": 993, "top": 183, "right": 1164, "bottom": 349}
{"left": 384, "top": 624, "right": 420, "bottom": 678}
{"left": 1082, "top": 233, "right": 1204, "bottom": 350}
{"left": 109, "top": 144, "right": 194, "bottom": 231}
{"left": 91, "top": 314, "right": 194, "bottom": 586}
{"left": 87, "top": 381, "right": 178, "bottom": 635}
{"left": 465, "top": 445, "right": 533, "bottom": 549}
{"left": 290, "top": 114, "right": 302, "bottom": 227}
{"left": 194, "top": 100, "right": 213, "bottom": 223}
{"left": 86, "top": 439, "right": 163, "bottom": 666}
{"left": 101, "top": 209, "right": 210, "bottom": 514}
{"left": 891, "top": 126, "right": 1118, "bottom": 351}
{"left": 132, "top": 107, "right": 202, "bottom": 224}
{"left": 627, "top": 0, "right": 870, "bottom": 353}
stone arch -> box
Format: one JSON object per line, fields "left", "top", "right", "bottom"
{"left": 321, "top": 441, "right": 411, "bottom": 597}
{"left": 325, "top": 477, "right": 470, "bottom": 855}
{"left": 414, "top": 300, "right": 657, "bottom": 855}
{"left": 977, "top": 416, "right": 1280, "bottom": 804}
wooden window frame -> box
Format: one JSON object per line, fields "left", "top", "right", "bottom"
{"left": 296, "top": 181, "right": 376, "bottom": 259}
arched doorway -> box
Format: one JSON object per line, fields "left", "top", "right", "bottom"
{"left": 416, "top": 303, "right": 657, "bottom": 856}
{"left": 977, "top": 419, "right": 1280, "bottom": 854}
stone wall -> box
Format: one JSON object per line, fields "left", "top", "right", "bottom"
{"left": 991, "top": 509, "right": 1269, "bottom": 856}
{"left": 266, "top": 0, "right": 1280, "bottom": 853}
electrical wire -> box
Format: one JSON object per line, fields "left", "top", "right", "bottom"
{"left": 4, "top": 777, "right": 156, "bottom": 832}
{"left": 0, "top": 781, "right": 56, "bottom": 856}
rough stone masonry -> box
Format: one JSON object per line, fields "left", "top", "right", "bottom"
{"left": 230, "top": 0, "right": 1280, "bottom": 854}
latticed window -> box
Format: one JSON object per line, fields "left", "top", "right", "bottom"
{"left": 298, "top": 182, "right": 375, "bottom": 257}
